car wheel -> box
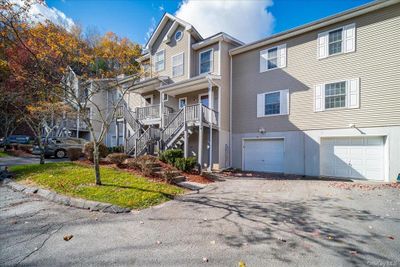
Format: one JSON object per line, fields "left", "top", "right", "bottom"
{"left": 55, "top": 149, "right": 66, "bottom": 159}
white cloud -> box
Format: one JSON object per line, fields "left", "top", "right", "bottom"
{"left": 175, "top": 0, "right": 275, "bottom": 43}
{"left": 159, "top": 5, "right": 164, "bottom": 12}
{"left": 145, "top": 17, "right": 157, "bottom": 42}
{"left": 13, "top": 0, "right": 75, "bottom": 31}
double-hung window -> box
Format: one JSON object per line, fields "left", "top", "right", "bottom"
{"left": 328, "top": 29, "right": 343, "bottom": 55}
{"left": 260, "top": 44, "right": 286, "bottom": 72}
{"left": 257, "top": 90, "right": 289, "bottom": 117}
{"left": 265, "top": 92, "right": 280, "bottom": 115}
{"left": 199, "top": 49, "right": 213, "bottom": 74}
{"left": 324, "top": 81, "right": 346, "bottom": 109}
{"left": 314, "top": 78, "right": 360, "bottom": 112}
{"left": 155, "top": 50, "right": 165, "bottom": 72}
{"left": 317, "top": 23, "right": 355, "bottom": 59}
{"left": 172, "top": 53, "right": 184, "bottom": 77}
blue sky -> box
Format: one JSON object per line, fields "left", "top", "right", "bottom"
{"left": 46, "top": 0, "right": 373, "bottom": 44}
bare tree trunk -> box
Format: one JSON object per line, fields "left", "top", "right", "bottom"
{"left": 39, "top": 149, "right": 45, "bottom": 164}
{"left": 93, "top": 143, "right": 101, "bottom": 185}
{"left": 37, "top": 136, "right": 45, "bottom": 165}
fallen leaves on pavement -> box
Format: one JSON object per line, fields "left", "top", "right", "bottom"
{"left": 329, "top": 182, "right": 400, "bottom": 191}
{"left": 63, "top": 234, "right": 73, "bottom": 241}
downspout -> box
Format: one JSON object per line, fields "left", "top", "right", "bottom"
{"left": 229, "top": 53, "right": 233, "bottom": 168}
{"left": 207, "top": 78, "right": 213, "bottom": 171}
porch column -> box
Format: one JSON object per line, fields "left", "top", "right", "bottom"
{"left": 160, "top": 92, "right": 164, "bottom": 128}
{"left": 198, "top": 107, "right": 203, "bottom": 168}
{"left": 208, "top": 80, "right": 213, "bottom": 171}
{"left": 183, "top": 107, "right": 188, "bottom": 158}
{"left": 115, "top": 121, "right": 118, "bottom": 146}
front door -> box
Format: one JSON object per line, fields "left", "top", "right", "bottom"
{"left": 116, "top": 121, "right": 124, "bottom": 146}
{"left": 199, "top": 94, "right": 209, "bottom": 107}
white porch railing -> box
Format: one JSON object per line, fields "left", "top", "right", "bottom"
{"left": 161, "top": 103, "right": 218, "bottom": 149}
{"left": 136, "top": 105, "right": 160, "bottom": 121}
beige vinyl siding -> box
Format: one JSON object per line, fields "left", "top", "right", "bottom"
{"left": 232, "top": 4, "right": 400, "bottom": 134}
{"left": 150, "top": 23, "right": 190, "bottom": 83}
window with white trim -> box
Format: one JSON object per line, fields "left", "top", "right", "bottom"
{"left": 328, "top": 29, "right": 343, "bottom": 55}
{"left": 260, "top": 44, "right": 286, "bottom": 72}
{"left": 325, "top": 81, "right": 346, "bottom": 109}
{"left": 172, "top": 53, "right": 184, "bottom": 77}
{"left": 178, "top": 97, "right": 187, "bottom": 109}
{"left": 314, "top": 78, "right": 360, "bottom": 112}
{"left": 163, "top": 94, "right": 168, "bottom": 102}
{"left": 199, "top": 49, "right": 213, "bottom": 74}
{"left": 155, "top": 50, "right": 165, "bottom": 72}
{"left": 257, "top": 89, "right": 289, "bottom": 117}
{"left": 175, "top": 31, "right": 183, "bottom": 41}
{"left": 318, "top": 23, "right": 355, "bottom": 59}
{"left": 265, "top": 92, "right": 280, "bottom": 115}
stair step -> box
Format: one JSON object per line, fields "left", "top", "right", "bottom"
{"left": 145, "top": 163, "right": 161, "bottom": 168}
{"left": 172, "top": 176, "right": 186, "bottom": 183}
{"left": 151, "top": 167, "right": 163, "bottom": 172}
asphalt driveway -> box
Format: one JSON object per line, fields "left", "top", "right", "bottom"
{"left": 1, "top": 177, "right": 399, "bottom": 266}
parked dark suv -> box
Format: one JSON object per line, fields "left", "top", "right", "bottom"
{"left": 32, "top": 137, "right": 88, "bottom": 158}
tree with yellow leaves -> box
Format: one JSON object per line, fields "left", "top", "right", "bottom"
{"left": 1, "top": 0, "right": 142, "bottom": 183}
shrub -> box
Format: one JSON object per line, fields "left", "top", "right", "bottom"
{"left": 67, "top": 147, "right": 82, "bottom": 161}
{"left": 163, "top": 170, "right": 177, "bottom": 184}
{"left": 83, "top": 142, "right": 108, "bottom": 161}
{"left": 108, "top": 145, "right": 124, "bottom": 153}
{"left": 159, "top": 149, "right": 183, "bottom": 165}
{"left": 107, "top": 153, "right": 128, "bottom": 166}
{"left": 137, "top": 155, "right": 157, "bottom": 176}
{"left": 125, "top": 155, "right": 157, "bottom": 176}
{"left": 174, "top": 157, "right": 197, "bottom": 172}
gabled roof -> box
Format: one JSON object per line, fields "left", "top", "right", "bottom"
{"left": 145, "top": 13, "right": 203, "bottom": 49}
{"left": 230, "top": 0, "right": 399, "bottom": 56}
{"left": 192, "top": 32, "right": 244, "bottom": 50}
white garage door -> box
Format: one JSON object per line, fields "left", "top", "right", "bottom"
{"left": 320, "top": 136, "right": 385, "bottom": 181}
{"left": 243, "top": 139, "right": 284, "bottom": 173}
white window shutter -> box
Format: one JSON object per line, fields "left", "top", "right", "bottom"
{"left": 260, "top": 50, "right": 268, "bottom": 72}
{"left": 347, "top": 78, "right": 360, "bottom": 108}
{"left": 279, "top": 89, "right": 289, "bottom": 115}
{"left": 343, "top": 23, "right": 356, "bottom": 53}
{"left": 257, "top": 93, "right": 265, "bottom": 117}
{"left": 315, "top": 84, "right": 324, "bottom": 112}
{"left": 317, "top": 32, "right": 328, "bottom": 59}
{"left": 278, "top": 44, "right": 287, "bottom": 68}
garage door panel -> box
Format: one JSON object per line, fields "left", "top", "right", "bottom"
{"left": 321, "top": 136, "right": 384, "bottom": 181}
{"left": 244, "top": 139, "right": 284, "bottom": 173}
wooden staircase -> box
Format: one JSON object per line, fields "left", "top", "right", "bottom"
{"left": 121, "top": 103, "right": 218, "bottom": 157}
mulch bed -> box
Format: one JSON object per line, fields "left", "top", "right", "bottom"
{"left": 329, "top": 182, "right": 400, "bottom": 191}
{"left": 6, "top": 150, "right": 32, "bottom": 157}
{"left": 184, "top": 173, "right": 213, "bottom": 184}
{"left": 75, "top": 158, "right": 214, "bottom": 185}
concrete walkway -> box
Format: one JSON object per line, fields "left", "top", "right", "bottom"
{"left": 1, "top": 178, "right": 399, "bottom": 266}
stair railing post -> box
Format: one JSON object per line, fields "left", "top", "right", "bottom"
{"left": 134, "top": 138, "right": 138, "bottom": 157}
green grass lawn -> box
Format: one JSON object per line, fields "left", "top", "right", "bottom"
{"left": 11, "top": 162, "right": 184, "bottom": 209}
{"left": 0, "top": 151, "right": 10, "bottom": 157}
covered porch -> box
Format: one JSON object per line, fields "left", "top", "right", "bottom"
{"left": 159, "top": 74, "right": 221, "bottom": 170}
